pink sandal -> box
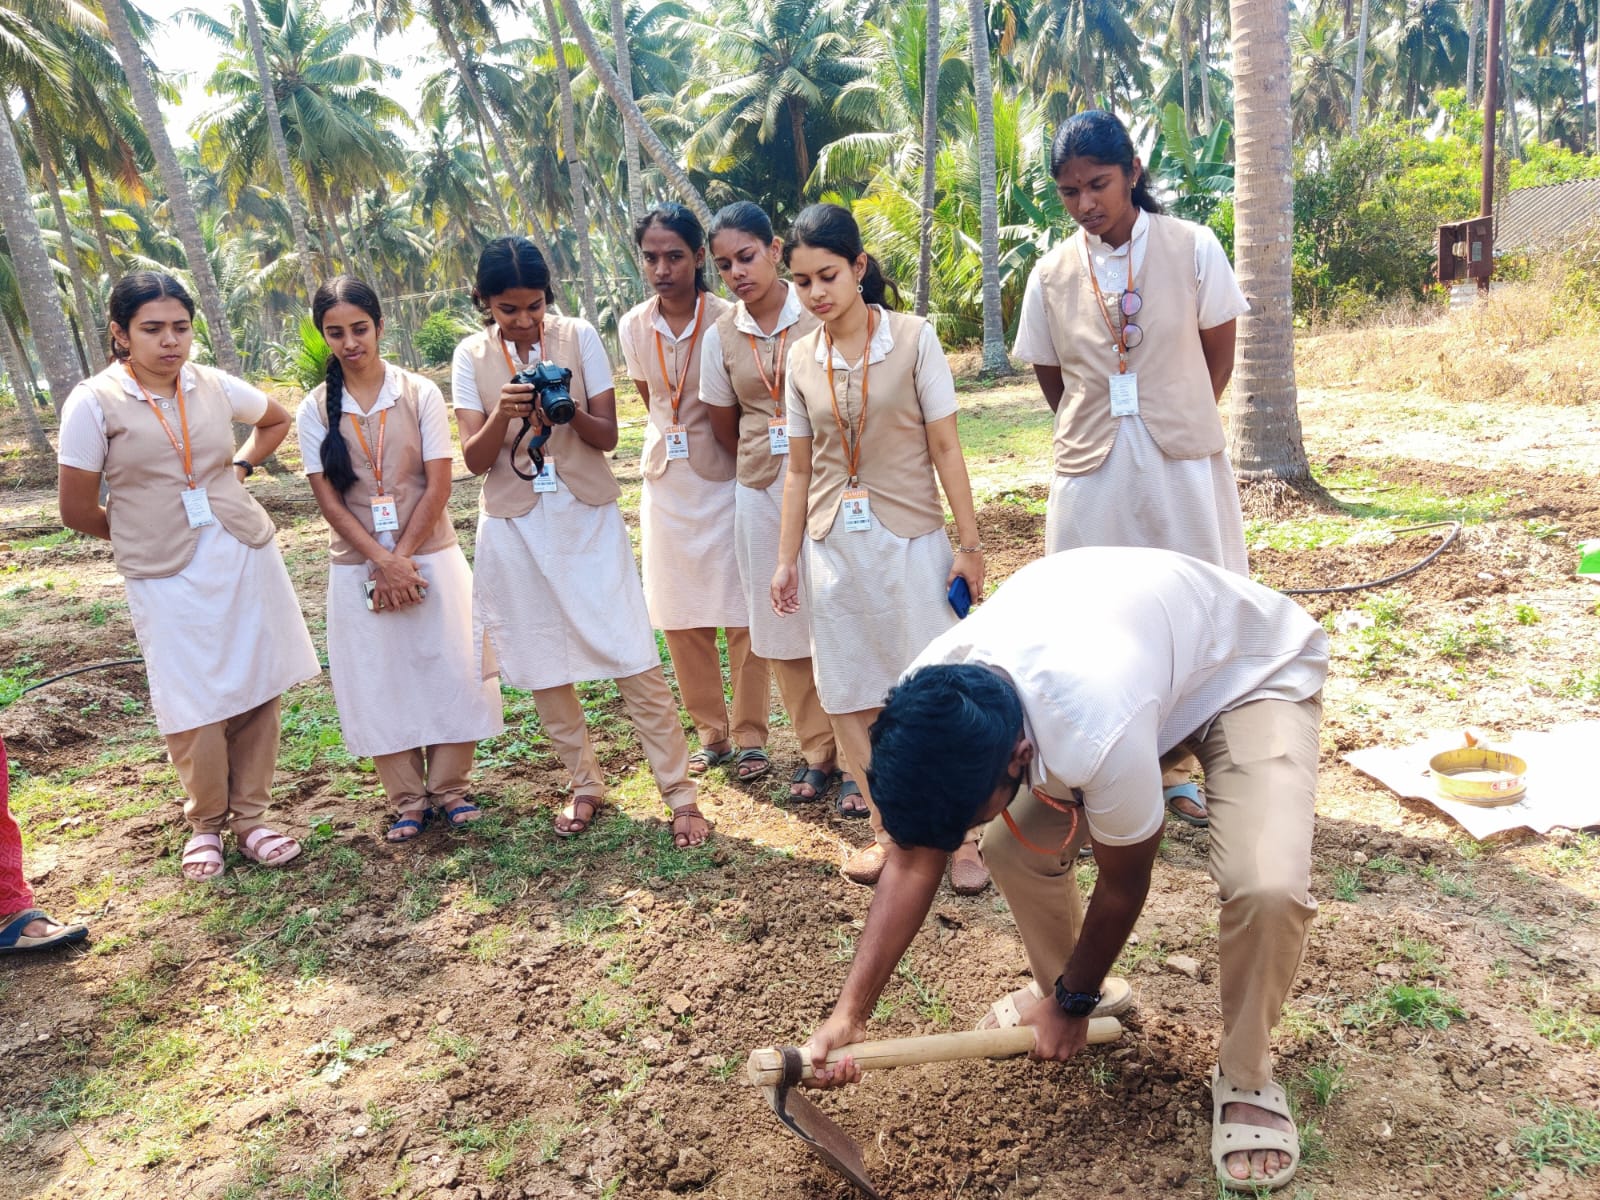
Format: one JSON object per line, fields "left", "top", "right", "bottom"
{"left": 237, "top": 826, "right": 301, "bottom": 868}
{"left": 181, "top": 833, "right": 226, "bottom": 882}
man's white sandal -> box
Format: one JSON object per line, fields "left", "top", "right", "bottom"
{"left": 975, "top": 976, "right": 1134, "bottom": 1030}
{"left": 1210, "top": 1065, "right": 1300, "bottom": 1192}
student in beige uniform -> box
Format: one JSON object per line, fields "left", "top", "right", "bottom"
{"left": 620, "top": 204, "right": 774, "bottom": 786}
{"left": 701, "top": 201, "right": 846, "bottom": 807}
{"left": 770, "top": 203, "right": 988, "bottom": 894}
{"left": 296, "top": 276, "right": 503, "bottom": 842}
{"left": 57, "top": 272, "right": 320, "bottom": 882}
{"left": 1013, "top": 110, "right": 1251, "bottom": 828}
{"left": 800, "top": 548, "right": 1328, "bottom": 1194}
{"left": 452, "top": 237, "right": 706, "bottom": 847}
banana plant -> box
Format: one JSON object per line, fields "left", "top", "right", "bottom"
{"left": 1145, "top": 101, "right": 1234, "bottom": 223}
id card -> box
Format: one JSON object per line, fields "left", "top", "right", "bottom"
{"left": 842, "top": 487, "right": 872, "bottom": 533}
{"left": 665, "top": 424, "right": 690, "bottom": 460}
{"left": 768, "top": 419, "right": 789, "bottom": 456}
{"left": 181, "top": 487, "right": 215, "bottom": 529}
{"left": 533, "top": 457, "right": 559, "bottom": 493}
{"left": 370, "top": 493, "right": 400, "bottom": 532}
{"left": 1108, "top": 372, "right": 1139, "bottom": 417}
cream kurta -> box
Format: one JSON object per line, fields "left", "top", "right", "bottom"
{"left": 621, "top": 299, "right": 746, "bottom": 631}
{"left": 452, "top": 327, "right": 660, "bottom": 690}
{"left": 297, "top": 368, "right": 503, "bottom": 758}
{"left": 58, "top": 372, "right": 320, "bottom": 736}
{"left": 1013, "top": 211, "right": 1250, "bottom": 572}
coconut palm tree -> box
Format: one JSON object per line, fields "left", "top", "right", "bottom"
{"left": 555, "top": 0, "right": 713, "bottom": 223}
{"left": 0, "top": 0, "right": 88, "bottom": 411}
{"left": 918, "top": 0, "right": 941, "bottom": 314}
{"left": 1292, "top": 10, "right": 1357, "bottom": 136}
{"left": 1024, "top": 0, "right": 1151, "bottom": 122}
{"left": 99, "top": 0, "right": 246, "bottom": 377}
{"left": 538, "top": 0, "right": 598, "bottom": 322}
{"left": 964, "top": 0, "right": 1006, "bottom": 373}
{"left": 1226, "top": 0, "right": 1316, "bottom": 491}
{"left": 1385, "top": 0, "right": 1468, "bottom": 118}
{"left": 0, "top": 251, "right": 54, "bottom": 450}
{"left": 610, "top": 0, "right": 644, "bottom": 223}
{"left": 240, "top": 0, "right": 318, "bottom": 297}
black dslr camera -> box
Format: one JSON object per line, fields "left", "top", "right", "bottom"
{"left": 509, "top": 361, "right": 576, "bottom": 480}
{"left": 511, "top": 361, "right": 577, "bottom": 425}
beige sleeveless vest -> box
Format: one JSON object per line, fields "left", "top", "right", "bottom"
{"left": 622, "top": 292, "right": 736, "bottom": 483}
{"left": 90, "top": 363, "right": 276, "bottom": 579}
{"left": 787, "top": 310, "right": 944, "bottom": 541}
{"left": 466, "top": 319, "right": 623, "bottom": 518}
{"left": 715, "top": 301, "right": 821, "bottom": 491}
{"left": 308, "top": 369, "right": 459, "bottom": 566}
{"left": 1034, "top": 213, "right": 1225, "bottom": 475}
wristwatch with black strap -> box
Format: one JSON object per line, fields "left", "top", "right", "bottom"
{"left": 1054, "top": 975, "right": 1101, "bottom": 1018}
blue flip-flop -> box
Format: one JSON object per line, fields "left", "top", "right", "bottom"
{"left": 0, "top": 908, "right": 89, "bottom": 955}
{"left": 385, "top": 808, "right": 432, "bottom": 842}
{"left": 437, "top": 800, "right": 483, "bottom": 829}
{"left": 1165, "top": 781, "right": 1209, "bottom": 827}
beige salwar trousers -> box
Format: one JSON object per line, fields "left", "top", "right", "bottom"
{"left": 165, "top": 696, "right": 283, "bottom": 837}
{"left": 979, "top": 696, "right": 1322, "bottom": 1089}
{"left": 372, "top": 742, "right": 477, "bottom": 813}
{"left": 663, "top": 626, "right": 771, "bottom": 750}
{"left": 769, "top": 656, "right": 839, "bottom": 767}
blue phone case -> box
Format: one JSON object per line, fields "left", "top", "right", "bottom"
{"left": 948, "top": 576, "right": 971, "bottom": 618}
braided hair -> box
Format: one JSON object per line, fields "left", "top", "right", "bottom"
{"left": 312, "top": 275, "right": 384, "bottom": 494}
{"left": 785, "top": 203, "right": 902, "bottom": 311}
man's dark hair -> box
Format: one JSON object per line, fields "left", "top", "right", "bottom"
{"left": 868, "top": 665, "right": 1024, "bottom": 852}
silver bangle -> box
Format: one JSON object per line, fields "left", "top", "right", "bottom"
{"left": 956, "top": 543, "right": 983, "bottom": 554}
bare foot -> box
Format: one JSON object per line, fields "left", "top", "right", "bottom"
{"left": 1222, "top": 1100, "right": 1296, "bottom": 1184}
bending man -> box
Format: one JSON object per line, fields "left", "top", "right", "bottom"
{"left": 802, "top": 546, "right": 1328, "bottom": 1192}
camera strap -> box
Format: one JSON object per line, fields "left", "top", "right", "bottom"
{"left": 498, "top": 327, "right": 552, "bottom": 482}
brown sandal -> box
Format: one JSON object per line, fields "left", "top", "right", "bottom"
{"left": 554, "top": 795, "right": 604, "bottom": 838}
{"left": 669, "top": 804, "right": 712, "bottom": 849}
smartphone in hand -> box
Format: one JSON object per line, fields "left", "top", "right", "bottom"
{"left": 947, "top": 576, "right": 971, "bottom": 619}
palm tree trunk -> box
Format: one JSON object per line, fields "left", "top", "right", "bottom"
{"left": 1577, "top": 37, "right": 1590, "bottom": 155}
{"left": 1502, "top": 29, "right": 1523, "bottom": 156}
{"left": 1466, "top": 0, "right": 1481, "bottom": 106}
{"left": 0, "top": 103, "right": 82, "bottom": 414}
{"left": 241, "top": 0, "right": 320, "bottom": 299}
{"left": 1199, "top": 1, "right": 1215, "bottom": 131}
{"left": 964, "top": 0, "right": 1007, "bottom": 375}
{"left": 471, "top": 118, "right": 513, "bottom": 231}
{"left": 101, "top": 0, "right": 244, "bottom": 380}
{"left": 915, "top": 0, "right": 941, "bottom": 317}
{"left": 540, "top": 0, "right": 599, "bottom": 325}
{"left": 610, "top": 0, "right": 645, "bottom": 225}
{"left": 427, "top": 0, "right": 561, "bottom": 267}
{"left": 1180, "top": 15, "right": 1194, "bottom": 134}
{"left": 1351, "top": 0, "right": 1369, "bottom": 132}
{"left": 556, "top": 0, "right": 713, "bottom": 225}
{"left": 22, "top": 101, "right": 93, "bottom": 374}
{"left": 2, "top": 317, "right": 52, "bottom": 454}
{"left": 311, "top": 177, "right": 350, "bottom": 268}
{"left": 75, "top": 148, "right": 115, "bottom": 350}
{"left": 1226, "top": 0, "right": 1315, "bottom": 489}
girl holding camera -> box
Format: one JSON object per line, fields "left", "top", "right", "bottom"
{"left": 700, "top": 202, "right": 847, "bottom": 809}
{"left": 621, "top": 204, "right": 774, "bottom": 793}
{"left": 770, "top": 204, "right": 989, "bottom": 894}
{"left": 296, "top": 276, "right": 503, "bottom": 843}
{"left": 453, "top": 238, "right": 705, "bottom": 846}
{"left": 57, "top": 272, "right": 320, "bottom": 881}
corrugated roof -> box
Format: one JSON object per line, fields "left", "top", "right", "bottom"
{"left": 1495, "top": 178, "right": 1600, "bottom": 252}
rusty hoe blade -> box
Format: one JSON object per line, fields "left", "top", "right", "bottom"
{"left": 762, "top": 1045, "right": 882, "bottom": 1199}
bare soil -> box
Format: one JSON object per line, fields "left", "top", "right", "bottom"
{"left": 2, "top": 336, "right": 1599, "bottom": 1200}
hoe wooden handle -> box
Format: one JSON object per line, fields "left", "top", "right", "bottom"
{"left": 745, "top": 1016, "right": 1123, "bottom": 1087}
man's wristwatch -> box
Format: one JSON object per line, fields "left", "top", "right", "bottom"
{"left": 1054, "top": 976, "right": 1101, "bottom": 1018}
{"left": 233, "top": 458, "right": 255, "bottom": 477}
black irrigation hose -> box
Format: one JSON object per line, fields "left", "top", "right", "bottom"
{"left": 1279, "top": 521, "right": 1462, "bottom": 596}
{"left": 18, "top": 659, "right": 145, "bottom": 695}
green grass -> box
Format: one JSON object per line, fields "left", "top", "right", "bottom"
{"left": 894, "top": 958, "right": 954, "bottom": 1027}
{"left": 429, "top": 1028, "right": 480, "bottom": 1064}
{"left": 1392, "top": 935, "right": 1447, "bottom": 978}
{"left": 1515, "top": 1100, "right": 1600, "bottom": 1173}
{"left": 1531, "top": 1005, "right": 1600, "bottom": 1050}
{"left": 1342, "top": 983, "right": 1465, "bottom": 1032}
{"left": 1331, "top": 866, "right": 1363, "bottom": 902}
{"left": 1301, "top": 1060, "right": 1346, "bottom": 1108}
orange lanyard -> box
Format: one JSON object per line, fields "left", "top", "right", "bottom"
{"left": 126, "top": 364, "right": 197, "bottom": 489}
{"left": 652, "top": 292, "right": 706, "bottom": 424}
{"left": 1001, "top": 785, "right": 1085, "bottom": 857}
{"left": 497, "top": 325, "right": 543, "bottom": 375}
{"left": 345, "top": 407, "right": 387, "bottom": 493}
{"left": 1081, "top": 231, "right": 1137, "bottom": 374}
{"left": 823, "top": 308, "right": 875, "bottom": 487}
{"left": 747, "top": 327, "right": 789, "bottom": 419}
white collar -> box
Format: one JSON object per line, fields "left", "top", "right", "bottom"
{"left": 1082, "top": 209, "right": 1150, "bottom": 258}
{"left": 648, "top": 294, "right": 707, "bottom": 343}
{"left": 495, "top": 328, "right": 542, "bottom": 368}
{"left": 343, "top": 361, "right": 402, "bottom": 418}
{"left": 115, "top": 361, "right": 200, "bottom": 400}
{"left": 733, "top": 281, "right": 806, "bottom": 339}
{"left": 812, "top": 304, "right": 896, "bottom": 368}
